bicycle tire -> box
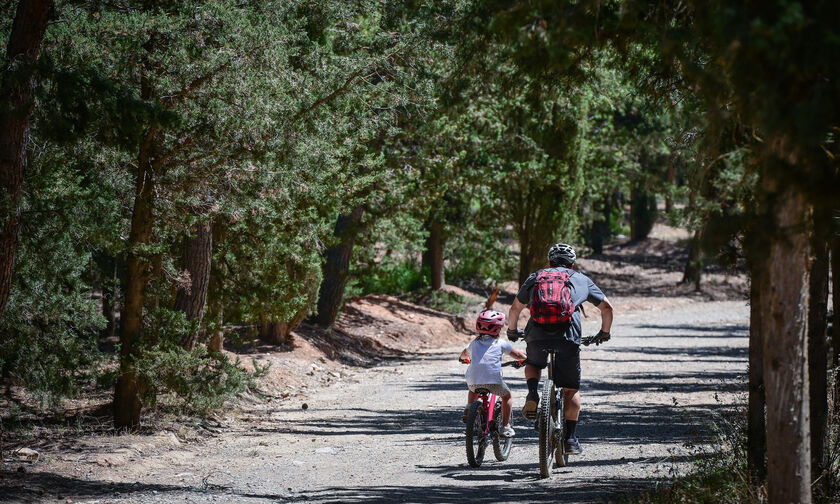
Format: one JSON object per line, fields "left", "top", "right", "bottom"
{"left": 466, "top": 400, "right": 486, "bottom": 467}
{"left": 492, "top": 401, "right": 512, "bottom": 461}
{"left": 555, "top": 391, "right": 568, "bottom": 467}
{"left": 538, "top": 378, "right": 555, "bottom": 478}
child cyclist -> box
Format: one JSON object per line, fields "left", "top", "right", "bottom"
{"left": 460, "top": 310, "right": 527, "bottom": 438}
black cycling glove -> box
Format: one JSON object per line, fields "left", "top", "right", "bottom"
{"left": 506, "top": 328, "right": 524, "bottom": 342}
{"left": 591, "top": 330, "right": 610, "bottom": 345}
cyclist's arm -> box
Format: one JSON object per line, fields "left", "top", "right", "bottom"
{"left": 597, "top": 297, "right": 613, "bottom": 333}
{"left": 508, "top": 298, "right": 527, "bottom": 330}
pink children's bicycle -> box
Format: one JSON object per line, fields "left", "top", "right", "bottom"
{"left": 460, "top": 359, "right": 524, "bottom": 467}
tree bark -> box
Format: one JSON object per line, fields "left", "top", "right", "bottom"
{"left": 315, "top": 207, "right": 364, "bottom": 326}
{"left": 174, "top": 221, "right": 213, "bottom": 351}
{"left": 808, "top": 228, "right": 829, "bottom": 490}
{"left": 0, "top": 0, "right": 52, "bottom": 319}
{"left": 761, "top": 185, "right": 812, "bottom": 504}
{"left": 518, "top": 232, "right": 549, "bottom": 285}
{"left": 589, "top": 197, "right": 612, "bottom": 255}
{"left": 682, "top": 229, "right": 702, "bottom": 290}
{"left": 258, "top": 319, "right": 288, "bottom": 345}
{"left": 665, "top": 155, "right": 676, "bottom": 214}
{"left": 630, "top": 186, "right": 656, "bottom": 241}
{"left": 423, "top": 218, "right": 445, "bottom": 290}
{"left": 113, "top": 141, "right": 156, "bottom": 430}
{"left": 748, "top": 271, "right": 766, "bottom": 483}
{"left": 832, "top": 219, "right": 840, "bottom": 376}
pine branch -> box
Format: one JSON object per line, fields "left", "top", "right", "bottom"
{"left": 161, "top": 61, "right": 232, "bottom": 107}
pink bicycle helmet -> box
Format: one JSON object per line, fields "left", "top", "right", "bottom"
{"left": 476, "top": 309, "right": 506, "bottom": 336}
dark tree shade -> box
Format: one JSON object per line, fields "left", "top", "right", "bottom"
{"left": 0, "top": 0, "right": 52, "bottom": 319}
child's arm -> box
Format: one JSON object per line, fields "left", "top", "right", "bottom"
{"left": 459, "top": 348, "right": 470, "bottom": 362}
{"left": 509, "top": 348, "right": 527, "bottom": 361}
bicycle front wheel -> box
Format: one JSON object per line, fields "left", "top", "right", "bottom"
{"left": 538, "top": 379, "right": 555, "bottom": 478}
{"left": 492, "top": 401, "right": 512, "bottom": 461}
{"left": 466, "top": 401, "right": 486, "bottom": 467}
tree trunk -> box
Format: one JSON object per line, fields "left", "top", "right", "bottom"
{"left": 760, "top": 186, "right": 812, "bottom": 504}
{"left": 0, "top": 0, "right": 52, "bottom": 319}
{"left": 808, "top": 229, "right": 829, "bottom": 490}
{"left": 748, "top": 271, "right": 766, "bottom": 483}
{"left": 665, "top": 156, "right": 676, "bottom": 214}
{"left": 630, "top": 186, "right": 656, "bottom": 241}
{"left": 589, "top": 198, "right": 612, "bottom": 255}
{"left": 518, "top": 232, "right": 548, "bottom": 285}
{"left": 682, "top": 229, "right": 703, "bottom": 290}
{"left": 258, "top": 317, "right": 283, "bottom": 344}
{"left": 423, "top": 218, "right": 445, "bottom": 290}
{"left": 174, "top": 221, "right": 213, "bottom": 351}
{"left": 832, "top": 218, "right": 840, "bottom": 375}
{"left": 113, "top": 143, "right": 156, "bottom": 430}
{"left": 315, "top": 207, "right": 364, "bottom": 326}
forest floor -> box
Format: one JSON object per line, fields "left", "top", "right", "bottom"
{"left": 0, "top": 223, "right": 750, "bottom": 503}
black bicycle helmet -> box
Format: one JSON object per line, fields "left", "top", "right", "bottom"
{"left": 548, "top": 243, "right": 576, "bottom": 267}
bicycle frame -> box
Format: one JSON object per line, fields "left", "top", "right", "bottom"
{"left": 474, "top": 390, "right": 499, "bottom": 437}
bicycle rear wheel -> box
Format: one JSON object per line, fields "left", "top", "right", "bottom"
{"left": 466, "top": 401, "right": 487, "bottom": 467}
{"left": 492, "top": 401, "right": 512, "bottom": 461}
{"left": 555, "top": 391, "right": 568, "bottom": 467}
{"left": 538, "top": 379, "right": 555, "bottom": 478}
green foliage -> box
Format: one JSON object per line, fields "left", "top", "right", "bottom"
{"left": 423, "top": 289, "right": 471, "bottom": 316}
{"left": 446, "top": 225, "right": 516, "bottom": 288}
{"left": 349, "top": 213, "right": 429, "bottom": 296}
{"left": 134, "top": 340, "right": 265, "bottom": 415}
{"left": 0, "top": 133, "right": 126, "bottom": 402}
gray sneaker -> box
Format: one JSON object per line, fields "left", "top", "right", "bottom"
{"left": 564, "top": 436, "right": 582, "bottom": 455}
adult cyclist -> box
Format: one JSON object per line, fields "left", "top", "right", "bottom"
{"left": 506, "top": 243, "right": 613, "bottom": 455}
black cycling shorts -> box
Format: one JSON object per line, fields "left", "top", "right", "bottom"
{"left": 524, "top": 338, "right": 581, "bottom": 390}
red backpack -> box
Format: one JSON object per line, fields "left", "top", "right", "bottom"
{"left": 530, "top": 269, "right": 576, "bottom": 325}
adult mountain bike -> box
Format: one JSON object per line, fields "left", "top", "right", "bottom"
{"left": 537, "top": 332, "right": 610, "bottom": 478}
{"left": 537, "top": 347, "right": 566, "bottom": 477}
{"left": 460, "top": 359, "right": 524, "bottom": 467}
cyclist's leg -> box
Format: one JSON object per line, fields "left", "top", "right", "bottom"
{"left": 524, "top": 363, "right": 541, "bottom": 381}
{"left": 563, "top": 388, "right": 581, "bottom": 420}
{"left": 523, "top": 339, "right": 549, "bottom": 419}
{"left": 467, "top": 390, "right": 479, "bottom": 404}
{"left": 500, "top": 393, "right": 513, "bottom": 426}
{"left": 497, "top": 381, "right": 513, "bottom": 426}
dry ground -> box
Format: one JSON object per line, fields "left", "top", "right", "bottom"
{"left": 1, "top": 224, "right": 750, "bottom": 503}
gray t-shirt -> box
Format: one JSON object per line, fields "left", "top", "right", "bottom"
{"left": 516, "top": 267, "right": 605, "bottom": 345}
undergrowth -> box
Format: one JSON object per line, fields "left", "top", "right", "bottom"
{"left": 630, "top": 405, "right": 764, "bottom": 504}
{"left": 405, "top": 288, "right": 472, "bottom": 315}
{"left": 633, "top": 397, "right": 840, "bottom": 504}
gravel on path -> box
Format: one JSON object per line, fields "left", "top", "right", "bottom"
{"left": 2, "top": 299, "right": 749, "bottom": 504}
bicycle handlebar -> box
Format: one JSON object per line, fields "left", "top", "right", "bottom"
{"left": 459, "top": 358, "right": 526, "bottom": 369}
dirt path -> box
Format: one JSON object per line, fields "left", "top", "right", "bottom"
{"left": 3, "top": 298, "right": 749, "bottom": 504}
